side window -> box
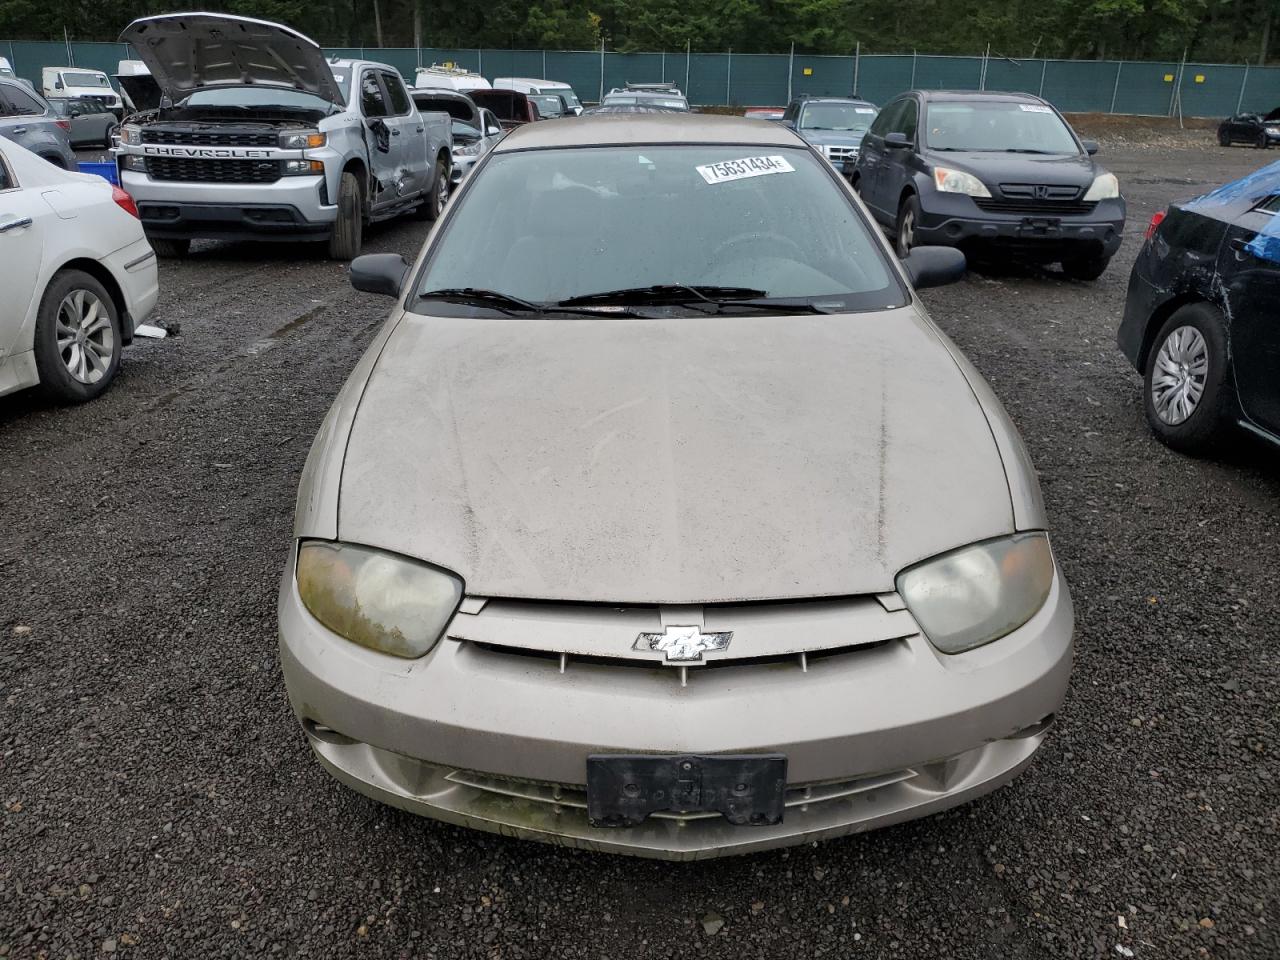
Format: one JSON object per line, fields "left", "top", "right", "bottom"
{"left": 382, "top": 71, "right": 411, "bottom": 116}
{"left": 898, "top": 99, "right": 919, "bottom": 142}
{"left": 871, "top": 99, "right": 902, "bottom": 137}
{"left": 784, "top": 100, "right": 798, "bottom": 122}
{"left": 4, "top": 86, "right": 44, "bottom": 117}
{"left": 1259, "top": 195, "right": 1280, "bottom": 214}
{"left": 359, "top": 71, "right": 388, "bottom": 118}
{"left": 0, "top": 156, "right": 13, "bottom": 190}
{"left": 0, "top": 90, "right": 13, "bottom": 118}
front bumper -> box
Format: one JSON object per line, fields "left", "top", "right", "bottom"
{"left": 120, "top": 170, "right": 336, "bottom": 241}
{"left": 280, "top": 555, "right": 1072, "bottom": 859}
{"left": 450, "top": 152, "right": 478, "bottom": 186}
{"left": 916, "top": 192, "right": 1125, "bottom": 260}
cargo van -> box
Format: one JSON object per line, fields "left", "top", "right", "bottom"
{"left": 41, "top": 67, "right": 123, "bottom": 116}
{"left": 414, "top": 64, "right": 490, "bottom": 92}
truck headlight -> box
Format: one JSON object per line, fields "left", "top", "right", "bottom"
{"left": 120, "top": 124, "right": 142, "bottom": 146}
{"left": 120, "top": 154, "right": 147, "bottom": 172}
{"left": 280, "top": 131, "right": 326, "bottom": 149}
{"left": 453, "top": 140, "right": 483, "bottom": 157}
{"left": 295, "top": 541, "right": 463, "bottom": 659}
{"left": 282, "top": 159, "right": 325, "bottom": 176}
{"left": 933, "top": 166, "right": 992, "bottom": 197}
{"left": 1082, "top": 172, "right": 1120, "bottom": 201}
{"left": 896, "top": 533, "right": 1055, "bottom": 654}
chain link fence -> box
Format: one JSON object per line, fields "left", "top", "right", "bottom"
{"left": 5, "top": 39, "right": 1278, "bottom": 117}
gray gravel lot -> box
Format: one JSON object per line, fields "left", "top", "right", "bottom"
{"left": 2, "top": 134, "right": 1277, "bottom": 959}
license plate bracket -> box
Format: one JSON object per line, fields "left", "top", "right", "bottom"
{"left": 1019, "top": 216, "right": 1062, "bottom": 236}
{"left": 586, "top": 754, "right": 787, "bottom": 828}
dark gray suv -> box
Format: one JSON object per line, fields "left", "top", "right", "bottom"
{"left": 0, "top": 78, "right": 77, "bottom": 169}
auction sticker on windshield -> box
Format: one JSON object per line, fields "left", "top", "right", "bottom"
{"left": 697, "top": 155, "right": 795, "bottom": 185}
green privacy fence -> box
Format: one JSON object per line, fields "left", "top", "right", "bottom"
{"left": 5, "top": 38, "right": 1280, "bottom": 117}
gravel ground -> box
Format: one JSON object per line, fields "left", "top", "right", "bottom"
{"left": 2, "top": 134, "right": 1277, "bottom": 960}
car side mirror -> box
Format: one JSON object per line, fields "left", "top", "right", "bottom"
{"left": 884, "top": 132, "right": 911, "bottom": 149}
{"left": 54, "top": 80, "right": 63, "bottom": 90}
{"left": 781, "top": 118, "right": 795, "bottom": 128}
{"left": 1081, "top": 139, "right": 1099, "bottom": 155}
{"left": 903, "top": 245, "right": 966, "bottom": 289}
{"left": 349, "top": 253, "right": 408, "bottom": 298}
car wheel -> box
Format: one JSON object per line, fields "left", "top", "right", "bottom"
{"left": 1061, "top": 253, "right": 1111, "bottom": 281}
{"left": 32, "top": 270, "right": 122, "bottom": 403}
{"left": 1142, "top": 303, "right": 1235, "bottom": 454}
{"left": 150, "top": 238, "right": 190, "bottom": 258}
{"left": 102, "top": 123, "right": 118, "bottom": 148}
{"left": 328, "top": 170, "right": 363, "bottom": 260}
{"left": 416, "top": 156, "right": 450, "bottom": 221}
{"left": 1218, "top": 128, "right": 1231, "bottom": 146}
{"left": 1258, "top": 130, "right": 1269, "bottom": 149}
{"left": 895, "top": 194, "right": 920, "bottom": 258}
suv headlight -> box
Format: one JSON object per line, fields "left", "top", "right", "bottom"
{"left": 896, "top": 533, "right": 1055, "bottom": 654}
{"left": 120, "top": 124, "right": 142, "bottom": 146}
{"left": 933, "top": 166, "right": 992, "bottom": 197}
{"left": 280, "top": 130, "right": 326, "bottom": 149}
{"left": 1083, "top": 172, "right": 1120, "bottom": 201}
{"left": 295, "top": 540, "right": 463, "bottom": 659}
{"left": 453, "top": 140, "right": 483, "bottom": 157}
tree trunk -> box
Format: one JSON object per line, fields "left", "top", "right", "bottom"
{"left": 373, "top": 0, "right": 384, "bottom": 48}
{"left": 1261, "top": 3, "right": 1272, "bottom": 65}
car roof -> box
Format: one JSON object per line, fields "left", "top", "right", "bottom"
{"left": 793, "top": 96, "right": 875, "bottom": 106}
{"left": 495, "top": 112, "right": 806, "bottom": 151}
{"left": 912, "top": 89, "right": 1049, "bottom": 104}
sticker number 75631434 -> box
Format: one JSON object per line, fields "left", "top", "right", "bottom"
{"left": 696, "top": 155, "right": 796, "bottom": 185}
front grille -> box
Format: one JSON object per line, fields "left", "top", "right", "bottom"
{"left": 827, "top": 145, "right": 858, "bottom": 164}
{"left": 142, "top": 128, "right": 277, "bottom": 147}
{"left": 974, "top": 182, "right": 1096, "bottom": 216}
{"left": 146, "top": 156, "right": 281, "bottom": 184}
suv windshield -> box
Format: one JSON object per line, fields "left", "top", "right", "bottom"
{"left": 602, "top": 94, "right": 688, "bottom": 111}
{"left": 924, "top": 101, "right": 1080, "bottom": 153}
{"left": 800, "top": 102, "right": 876, "bottom": 132}
{"left": 417, "top": 145, "right": 903, "bottom": 312}
{"left": 529, "top": 94, "right": 564, "bottom": 117}
{"left": 61, "top": 72, "right": 109, "bottom": 88}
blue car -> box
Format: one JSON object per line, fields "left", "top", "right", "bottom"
{"left": 782, "top": 95, "right": 878, "bottom": 173}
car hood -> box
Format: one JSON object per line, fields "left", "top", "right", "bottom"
{"left": 923, "top": 150, "right": 1096, "bottom": 189}
{"left": 119, "top": 13, "right": 343, "bottom": 105}
{"left": 802, "top": 130, "right": 867, "bottom": 148}
{"left": 336, "top": 308, "right": 1016, "bottom": 604}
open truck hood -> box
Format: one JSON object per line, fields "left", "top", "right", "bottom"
{"left": 119, "top": 12, "right": 344, "bottom": 106}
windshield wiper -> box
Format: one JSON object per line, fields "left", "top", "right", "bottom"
{"left": 419, "top": 287, "right": 643, "bottom": 318}
{"left": 557, "top": 284, "right": 767, "bottom": 307}
{"left": 1000, "top": 148, "right": 1057, "bottom": 154}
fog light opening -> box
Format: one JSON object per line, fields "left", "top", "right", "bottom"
{"left": 302, "top": 718, "right": 357, "bottom": 746}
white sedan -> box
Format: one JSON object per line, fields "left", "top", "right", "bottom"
{"left": 0, "top": 139, "right": 158, "bottom": 403}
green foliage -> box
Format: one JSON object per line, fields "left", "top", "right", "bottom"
{"left": 0, "top": 0, "right": 1273, "bottom": 61}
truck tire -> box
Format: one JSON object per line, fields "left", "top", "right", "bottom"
{"left": 328, "top": 171, "right": 363, "bottom": 260}
{"left": 416, "top": 156, "right": 450, "bottom": 221}
{"left": 150, "top": 238, "right": 190, "bottom": 259}
{"left": 33, "top": 269, "right": 122, "bottom": 403}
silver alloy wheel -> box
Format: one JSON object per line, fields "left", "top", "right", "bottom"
{"left": 55, "top": 289, "right": 114, "bottom": 385}
{"left": 1151, "top": 325, "right": 1208, "bottom": 425}
{"left": 437, "top": 165, "right": 450, "bottom": 211}
{"left": 899, "top": 207, "right": 915, "bottom": 253}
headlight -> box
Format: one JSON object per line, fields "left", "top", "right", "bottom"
{"left": 896, "top": 533, "right": 1055, "bottom": 654}
{"left": 1267, "top": 126, "right": 1280, "bottom": 135}
{"left": 280, "top": 130, "right": 326, "bottom": 149}
{"left": 453, "top": 140, "right": 483, "bottom": 157}
{"left": 1083, "top": 172, "right": 1120, "bottom": 201}
{"left": 120, "top": 124, "right": 141, "bottom": 146}
{"left": 933, "top": 166, "right": 991, "bottom": 197}
{"left": 282, "top": 159, "right": 325, "bottom": 176}
{"left": 120, "top": 154, "right": 147, "bottom": 172}
{"left": 295, "top": 540, "right": 463, "bottom": 659}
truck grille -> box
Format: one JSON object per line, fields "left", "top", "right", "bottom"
{"left": 142, "top": 129, "right": 278, "bottom": 147}
{"left": 974, "top": 183, "right": 1096, "bottom": 216}
{"left": 146, "top": 156, "right": 281, "bottom": 184}
{"left": 826, "top": 145, "right": 858, "bottom": 164}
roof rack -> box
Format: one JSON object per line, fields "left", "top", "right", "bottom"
{"left": 623, "top": 81, "right": 683, "bottom": 94}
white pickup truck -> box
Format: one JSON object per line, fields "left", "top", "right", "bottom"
{"left": 115, "top": 13, "right": 452, "bottom": 259}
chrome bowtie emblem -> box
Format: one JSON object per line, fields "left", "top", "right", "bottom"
{"left": 634, "top": 625, "right": 732, "bottom": 663}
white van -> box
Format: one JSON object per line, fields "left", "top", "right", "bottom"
{"left": 41, "top": 67, "right": 123, "bottom": 115}
{"left": 493, "top": 77, "right": 582, "bottom": 115}
{"left": 413, "top": 64, "right": 490, "bottom": 92}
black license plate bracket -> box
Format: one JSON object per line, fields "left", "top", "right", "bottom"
{"left": 586, "top": 754, "right": 787, "bottom": 828}
{"left": 1019, "top": 216, "right": 1062, "bottom": 236}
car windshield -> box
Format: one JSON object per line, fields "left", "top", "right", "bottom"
{"left": 529, "top": 94, "right": 564, "bottom": 117}
{"left": 924, "top": 101, "right": 1080, "bottom": 153}
{"left": 328, "top": 70, "right": 353, "bottom": 102}
{"left": 182, "top": 87, "right": 336, "bottom": 113}
{"left": 417, "top": 145, "right": 904, "bottom": 312}
{"left": 603, "top": 95, "right": 689, "bottom": 110}
{"left": 556, "top": 89, "right": 581, "bottom": 108}
{"left": 800, "top": 103, "right": 876, "bottom": 132}
{"left": 62, "top": 72, "right": 109, "bottom": 88}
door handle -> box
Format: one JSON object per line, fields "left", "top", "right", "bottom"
{"left": 0, "top": 216, "right": 33, "bottom": 233}
{"left": 416, "top": 126, "right": 424, "bottom": 132}
{"left": 1230, "top": 236, "right": 1254, "bottom": 258}
{"left": 11, "top": 127, "right": 26, "bottom": 135}
{"left": 391, "top": 128, "right": 401, "bottom": 136}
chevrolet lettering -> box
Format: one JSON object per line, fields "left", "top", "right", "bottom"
{"left": 142, "top": 146, "right": 274, "bottom": 159}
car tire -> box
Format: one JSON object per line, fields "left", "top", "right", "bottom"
{"left": 895, "top": 194, "right": 920, "bottom": 258}
{"left": 328, "top": 171, "right": 363, "bottom": 260}
{"left": 1258, "top": 130, "right": 1269, "bottom": 149}
{"left": 1218, "top": 128, "right": 1231, "bottom": 147}
{"left": 1142, "top": 303, "right": 1235, "bottom": 454}
{"left": 415, "top": 156, "right": 450, "bottom": 221}
{"left": 1061, "top": 253, "right": 1111, "bottom": 281}
{"left": 150, "top": 238, "right": 190, "bottom": 258}
{"left": 32, "top": 269, "right": 122, "bottom": 404}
